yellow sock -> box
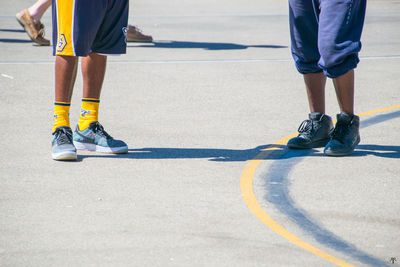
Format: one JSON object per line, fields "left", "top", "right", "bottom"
{"left": 53, "top": 101, "right": 71, "bottom": 133}
{"left": 78, "top": 98, "right": 100, "bottom": 130}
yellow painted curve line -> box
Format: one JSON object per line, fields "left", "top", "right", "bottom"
{"left": 240, "top": 104, "right": 400, "bottom": 267}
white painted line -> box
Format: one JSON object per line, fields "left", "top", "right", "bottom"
{"left": 0, "top": 55, "right": 399, "bottom": 65}
{"left": 1, "top": 73, "right": 14, "bottom": 79}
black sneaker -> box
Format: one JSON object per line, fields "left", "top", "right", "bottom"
{"left": 52, "top": 126, "right": 77, "bottom": 161}
{"left": 324, "top": 112, "right": 360, "bottom": 156}
{"left": 287, "top": 112, "right": 334, "bottom": 149}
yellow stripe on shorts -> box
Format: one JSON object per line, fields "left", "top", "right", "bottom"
{"left": 55, "top": 0, "right": 75, "bottom": 56}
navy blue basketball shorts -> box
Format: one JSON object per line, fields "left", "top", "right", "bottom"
{"left": 52, "top": 0, "right": 129, "bottom": 56}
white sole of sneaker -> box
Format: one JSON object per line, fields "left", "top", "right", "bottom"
{"left": 73, "top": 141, "right": 128, "bottom": 154}
{"left": 52, "top": 151, "right": 77, "bottom": 161}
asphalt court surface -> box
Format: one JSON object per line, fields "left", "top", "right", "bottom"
{"left": 0, "top": 0, "right": 399, "bottom": 266}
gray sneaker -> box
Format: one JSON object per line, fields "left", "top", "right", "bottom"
{"left": 52, "top": 126, "right": 77, "bottom": 161}
{"left": 73, "top": 122, "right": 128, "bottom": 154}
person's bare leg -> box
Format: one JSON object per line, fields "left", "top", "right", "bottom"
{"left": 52, "top": 55, "right": 78, "bottom": 161}
{"left": 287, "top": 72, "right": 333, "bottom": 149}
{"left": 28, "top": 0, "right": 52, "bottom": 21}
{"left": 81, "top": 53, "right": 107, "bottom": 99}
{"left": 76, "top": 53, "right": 127, "bottom": 154}
{"left": 55, "top": 55, "right": 78, "bottom": 102}
{"left": 324, "top": 69, "right": 359, "bottom": 156}
{"left": 332, "top": 69, "right": 354, "bottom": 115}
{"left": 304, "top": 72, "right": 327, "bottom": 114}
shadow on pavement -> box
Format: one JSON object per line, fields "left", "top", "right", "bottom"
{"left": 0, "top": 28, "right": 31, "bottom": 43}
{"left": 128, "top": 40, "right": 287, "bottom": 50}
{"left": 0, "top": 28, "right": 25, "bottom": 33}
{"left": 0, "top": 38, "right": 32, "bottom": 43}
{"left": 76, "top": 143, "right": 400, "bottom": 162}
{"left": 77, "top": 144, "right": 276, "bottom": 162}
{"left": 352, "top": 144, "right": 400, "bottom": 158}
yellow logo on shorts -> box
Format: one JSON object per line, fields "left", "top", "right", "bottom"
{"left": 57, "top": 34, "right": 67, "bottom": 52}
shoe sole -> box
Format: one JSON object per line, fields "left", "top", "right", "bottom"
{"left": 287, "top": 138, "right": 330, "bottom": 149}
{"left": 52, "top": 151, "right": 77, "bottom": 161}
{"left": 73, "top": 141, "right": 128, "bottom": 154}
{"left": 324, "top": 136, "right": 361, "bottom": 157}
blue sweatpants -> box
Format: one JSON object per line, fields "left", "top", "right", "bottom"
{"left": 289, "top": 0, "right": 367, "bottom": 78}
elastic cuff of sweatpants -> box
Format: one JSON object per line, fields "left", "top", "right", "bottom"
{"left": 322, "top": 55, "right": 360, "bottom": 78}
{"left": 294, "top": 61, "right": 323, "bottom": 75}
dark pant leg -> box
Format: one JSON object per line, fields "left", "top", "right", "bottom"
{"left": 289, "top": 0, "right": 322, "bottom": 74}
{"left": 72, "top": 0, "right": 108, "bottom": 56}
{"left": 91, "top": 0, "right": 129, "bottom": 55}
{"left": 317, "top": 0, "right": 367, "bottom": 78}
